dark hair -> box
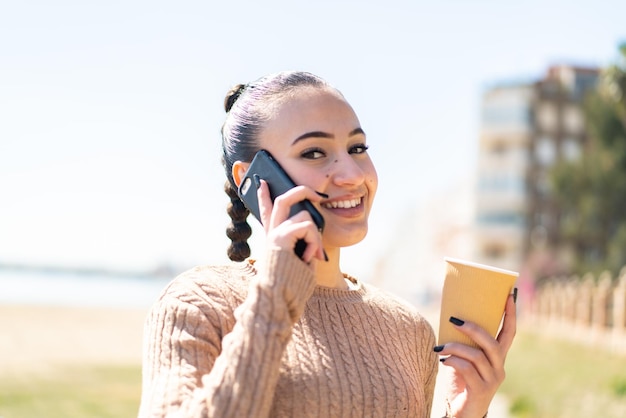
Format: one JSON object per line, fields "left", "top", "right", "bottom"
{"left": 221, "top": 71, "right": 331, "bottom": 261}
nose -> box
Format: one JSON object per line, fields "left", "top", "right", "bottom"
{"left": 332, "top": 154, "right": 366, "bottom": 187}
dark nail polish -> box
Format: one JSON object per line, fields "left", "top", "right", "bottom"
{"left": 439, "top": 357, "right": 447, "bottom": 363}
{"left": 513, "top": 287, "right": 518, "bottom": 304}
{"left": 253, "top": 174, "right": 261, "bottom": 189}
{"left": 449, "top": 316, "right": 465, "bottom": 326}
{"left": 316, "top": 191, "right": 329, "bottom": 198}
{"left": 433, "top": 345, "right": 445, "bottom": 353}
{"left": 323, "top": 249, "right": 329, "bottom": 262}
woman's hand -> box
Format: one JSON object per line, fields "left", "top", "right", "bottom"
{"left": 435, "top": 291, "right": 517, "bottom": 418}
{"left": 256, "top": 179, "right": 326, "bottom": 264}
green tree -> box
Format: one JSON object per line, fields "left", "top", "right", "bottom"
{"left": 551, "top": 43, "right": 626, "bottom": 278}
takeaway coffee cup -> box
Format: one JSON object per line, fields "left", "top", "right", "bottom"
{"left": 438, "top": 257, "right": 518, "bottom": 348}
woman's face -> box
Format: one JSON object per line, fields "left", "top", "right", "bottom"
{"left": 256, "top": 87, "right": 378, "bottom": 249}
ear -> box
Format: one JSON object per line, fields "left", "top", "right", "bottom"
{"left": 232, "top": 161, "right": 250, "bottom": 188}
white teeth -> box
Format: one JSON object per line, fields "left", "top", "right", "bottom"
{"left": 323, "top": 198, "right": 361, "bottom": 209}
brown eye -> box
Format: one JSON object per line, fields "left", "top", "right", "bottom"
{"left": 349, "top": 144, "right": 369, "bottom": 154}
{"left": 301, "top": 148, "right": 325, "bottom": 159}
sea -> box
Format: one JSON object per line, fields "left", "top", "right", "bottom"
{"left": 0, "top": 268, "right": 172, "bottom": 309}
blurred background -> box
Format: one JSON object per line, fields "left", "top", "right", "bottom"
{"left": 1, "top": 1, "right": 626, "bottom": 417}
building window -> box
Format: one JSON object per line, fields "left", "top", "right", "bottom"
{"left": 563, "top": 105, "right": 583, "bottom": 133}
{"left": 477, "top": 173, "right": 525, "bottom": 194}
{"left": 536, "top": 103, "right": 558, "bottom": 132}
{"left": 535, "top": 171, "right": 551, "bottom": 197}
{"left": 476, "top": 211, "right": 525, "bottom": 226}
{"left": 482, "top": 106, "right": 531, "bottom": 127}
{"left": 562, "top": 137, "right": 581, "bottom": 161}
{"left": 481, "top": 87, "right": 533, "bottom": 130}
{"left": 535, "top": 136, "right": 556, "bottom": 166}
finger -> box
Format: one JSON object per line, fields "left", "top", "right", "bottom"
{"left": 439, "top": 343, "right": 505, "bottom": 410}
{"left": 450, "top": 317, "right": 500, "bottom": 357}
{"left": 269, "top": 186, "right": 323, "bottom": 229}
{"left": 300, "top": 227, "right": 323, "bottom": 263}
{"left": 267, "top": 209, "right": 323, "bottom": 253}
{"left": 256, "top": 179, "right": 273, "bottom": 233}
{"left": 441, "top": 355, "right": 495, "bottom": 418}
{"left": 287, "top": 211, "right": 324, "bottom": 262}
{"left": 440, "top": 354, "right": 484, "bottom": 389}
{"left": 438, "top": 341, "right": 494, "bottom": 382}
{"left": 496, "top": 293, "right": 517, "bottom": 354}
{"left": 445, "top": 317, "right": 505, "bottom": 378}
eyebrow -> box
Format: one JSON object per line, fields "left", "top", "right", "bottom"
{"left": 291, "top": 127, "right": 366, "bottom": 145}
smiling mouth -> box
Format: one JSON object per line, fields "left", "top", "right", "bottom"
{"left": 322, "top": 197, "right": 362, "bottom": 209}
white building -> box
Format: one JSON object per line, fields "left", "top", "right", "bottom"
{"left": 474, "top": 66, "right": 599, "bottom": 272}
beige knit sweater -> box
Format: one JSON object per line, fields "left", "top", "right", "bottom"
{"left": 138, "top": 249, "right": 438, "bottom": 418}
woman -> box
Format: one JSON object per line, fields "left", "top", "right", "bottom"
{"left": 138, "top": 71, "right": 516, "bottom": 418}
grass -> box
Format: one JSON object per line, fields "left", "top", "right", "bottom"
{"left": 500, "top": 330, "right": 626, "bottom": 418}
{"left": 0, "top": 364, "right": 142, "bottom": 418}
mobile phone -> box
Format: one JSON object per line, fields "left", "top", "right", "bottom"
{"left": 238, "top": 149, "right": 325, "bottom": 258}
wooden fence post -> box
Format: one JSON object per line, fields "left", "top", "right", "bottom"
{"left": 563, "top": 280, "right": 578, "bottom": 329}
{"left": 547, "top": 280, "right": 560, "bottom": 324}
{"left": 591, "top": 272, "right": 613, "bottom": 344}
{"left": 593, "top": 271, "right": 613, "bottom": 329}
{"left": 613, "top": 267, "right": 626, "bottom": 351}
{"left": 573, "top": 274, "right": 594, "bottom": 346}
{"left": 530, "top": 266, "right": 626, "bottom": 354}
{"left": 575, "top": 274, "right": 594, "bottom": 330}
{"left": 536, "top": 280, "right": 552, "bottom": 320}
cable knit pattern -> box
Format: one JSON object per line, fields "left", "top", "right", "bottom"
{"left": 138, "top": 248, "right": 438, "bottom": 417}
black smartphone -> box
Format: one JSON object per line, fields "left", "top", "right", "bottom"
{"left": 238, "top": 149, "right": 325, "bottom": 258}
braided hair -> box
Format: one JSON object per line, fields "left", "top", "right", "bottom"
{"left": 220, "top": 71, "right": 330, "bottom": 261}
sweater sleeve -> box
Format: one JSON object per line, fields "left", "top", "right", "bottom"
{"left": 137, "top": 249, "right": 316, "bottom": 418}
{"left": 421, "top": 322, "right": 438, "bottom": 417}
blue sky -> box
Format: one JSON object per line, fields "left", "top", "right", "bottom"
{"left": 1, "top": 0, "right": 625, "bottom": 278}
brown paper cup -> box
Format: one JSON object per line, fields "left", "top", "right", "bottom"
{"left": 438, "top": 257, "right": 518, "bottom": 348}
